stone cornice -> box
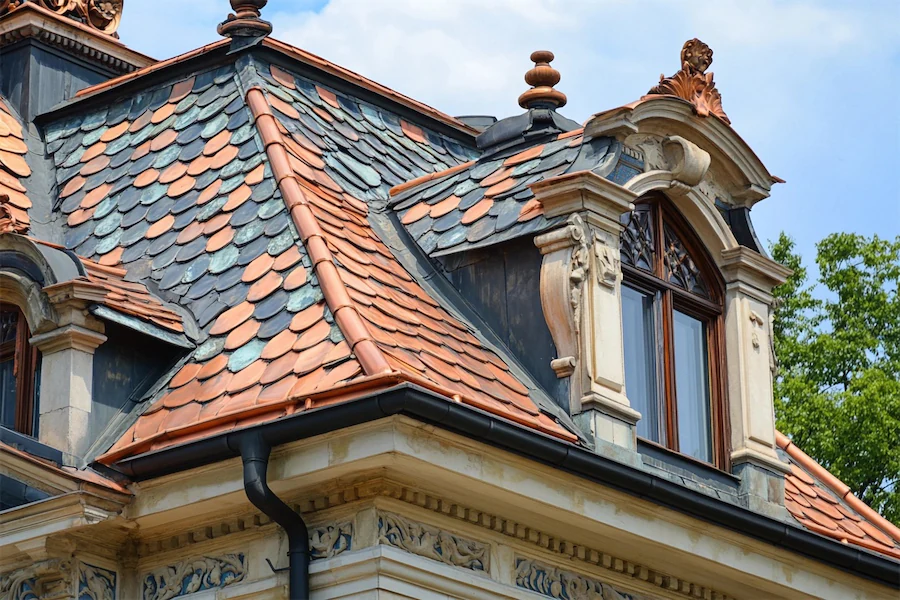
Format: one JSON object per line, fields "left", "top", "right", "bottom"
{"left": 29, "top": 323, "right": 107, "bottom": 354}
{"left": 720, "top": 246, "right": 792, "bottom": 298}
{"left": 530, "top": 170, "right": 636, "bottom": 232}
{"left": 135, "top": 476, "right": 735, "bottom": 600}
{"left": 0, "top": 3, "right": 154, "bottom": 74}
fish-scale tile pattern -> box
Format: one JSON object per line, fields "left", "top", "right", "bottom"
{"left": 258, "top": 62, "right": 574, "bottom": 441}
{"left": 783, "top": 453, "right": 900, "bottom": 559}
{"left": 392, "top": 129, "right": 620, "bottom": 256}
{"left": 44, "top": 65, "right": 361, "bottom": 457}
{"left": 257, "top": 62, "right": 477, "bottom": 204}
{"left": 82, "top": 259, "right": 184, "bottom": 332}
{"left": 0, "top": 97, "right": 33, "bottom": 230}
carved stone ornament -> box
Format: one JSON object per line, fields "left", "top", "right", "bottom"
{"left": 515, "top": 557, "right": 647, "bottom": 600}
{"left": 644, "top": 38, "right": 730, "bottom": 124}
{"left": 594, "top": 242, "right": 619, "bottom": 289}
{"left": 0, "top": 1, "right": 124, "bottom": 36}
{"left": 0, "top": 196, "right": 29, "bottom": 234}
{"left": 535, "top": 214, "right": 589, "bottom": 382}
{"left": 378, "top": 511, "right": 489, "bottom": 571}
{"left": 661, "top": 135, "right": 710, "bottom": 195}
{"left": 0, "top": 559, "right": 73, "bottom": 600}
{"left": 310, "top": 520, "right": 353, "bottom": 560}
{"left": 78, "top": 563, "right": 116, "bottom": 600}
{"left": 142, "top": 554, "right": 245, "bottom": 600}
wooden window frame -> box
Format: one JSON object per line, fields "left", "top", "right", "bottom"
{"left": 621, "top": 194, "right": 729, "bottom": 470}
{"left": 0, "top": 303, "right": 39, "bottom": 436}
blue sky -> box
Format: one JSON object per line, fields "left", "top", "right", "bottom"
{"left": 119, "top": 0, "right": 899, "bottom": 271}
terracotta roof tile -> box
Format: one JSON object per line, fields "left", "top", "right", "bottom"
{"left": 777, "top": 432, "right": 900, "bottom": 560}
{"left": 0, "top": 98, "right": 32, "bottom": 233}
{"left": 47, "top": 58, "right": 575, "bottom": 464}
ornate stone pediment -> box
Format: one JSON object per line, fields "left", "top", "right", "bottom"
{"left": 644, "top": 38, "right": 730, "bottom": 124}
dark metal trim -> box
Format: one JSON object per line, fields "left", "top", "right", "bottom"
{"left": 0, "top": 425, "right": 63, "bottom": 464}
{"left": 0, "top": 251, "right": 46, "bottom": 285}
{"left": 109, "top": 384, "right": 900, "bottom": 588}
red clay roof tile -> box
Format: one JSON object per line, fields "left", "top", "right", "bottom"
{"left": 777, "top": 432, "right": 900, "bottom": 560}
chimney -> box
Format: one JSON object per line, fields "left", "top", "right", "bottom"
{"left": 0, "top": 1, "right": 153, "bottom": 121}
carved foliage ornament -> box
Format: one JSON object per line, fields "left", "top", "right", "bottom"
{"left": 644, "top": 38, "right": 730, "bottom": 124}
{"left": 78, "top": 563, "right": 116, "bottom": 600}
{"left": 142, "top": 554, "right": 245, "bottom": 600}
{"left": 0, "top": 560, "right": 73, "bottom": 600}
{"left": 515, "top": 558, "right": 646, "bottom": 600}
{"left": 378, "top": 511, "right": 489, "bottom": 571}
{"left": 0, "top": 1, "right": 123, "bottom": 36}
{"left": 310, "top": 521, "right": 353, "bottom": 560}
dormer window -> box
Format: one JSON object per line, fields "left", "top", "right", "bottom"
{"left": 0, "top": 303, "right": 39, "bottom": 436}
{"left": 620, "top": 194, "right": 726, "bottom": 466}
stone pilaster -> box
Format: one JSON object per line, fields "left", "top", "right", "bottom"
{"left": 28, "top": 279, "right": 107, "bottom": 459}
{"left": 533, "top": 172, "right": 640, "bottom": 452}
{"left": 720, "top": 247, "right": 792, "bottom": 515}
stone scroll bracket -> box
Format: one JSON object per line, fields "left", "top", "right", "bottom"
{"left": 532, "top": 172, "right": 642, "bottom": 453}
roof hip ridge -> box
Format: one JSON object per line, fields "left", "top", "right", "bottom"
{"left": 776, "top": 431, "right": 900, "bottom": 544}
{"left": 245, "top": 85, "right": 392, "bottom": 377}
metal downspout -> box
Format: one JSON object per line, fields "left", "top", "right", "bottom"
{"left": 235, "top": 432, "right": 309, "bottom": 599}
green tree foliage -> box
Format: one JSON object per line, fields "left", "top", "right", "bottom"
{"left": 770, "top": 232, "right": 900, "bottom": 524}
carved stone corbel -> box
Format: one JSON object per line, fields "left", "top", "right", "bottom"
{"left": 535, "top": 214, "right": 589, "bottom": 388}
{"left": 662, "top": 135, "right": 710, "bottom": 196}
{"left": 532, "top": 172, "right": 641, "bottom": 451}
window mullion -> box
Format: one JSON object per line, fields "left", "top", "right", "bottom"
{"left": 661, "top": 289, "right": 679, "bottom": 452}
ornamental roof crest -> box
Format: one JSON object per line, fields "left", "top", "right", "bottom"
{"left": 644, "top": 38, "right": 730, "bottom": 125}
{"left": 0, "top": 0, "right": 123, "bottom": 36}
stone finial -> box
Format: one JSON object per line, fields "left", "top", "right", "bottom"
{"left": 518, "top": 50, "right": 567, "bottom": 110}
{"left": 218, "top": 0, "right": 272, "bottom": 39}
{"left": 644, "top": 38, "right": 730, "bottom": 124}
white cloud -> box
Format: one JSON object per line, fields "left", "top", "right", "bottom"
{"left": 265, "top": 0, "right": 898, "bottom": 124}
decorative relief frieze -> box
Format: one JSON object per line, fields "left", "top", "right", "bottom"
{"left": 309, "top": 521, "right": 352, "bottom": 560}
{"left": 0, "top": 560, "right": 72, "bottom": 600}
{"left": 377, "top": 511, "right": 489, "bottom": 572}
{"left": 515, "top": 557, "right": 643, "bottom": 600}
{"left": 78, "top": 563, "right": 116, "bottom": 600}
{"left": 142, "top": 554, "right": 245, "bottom": 600}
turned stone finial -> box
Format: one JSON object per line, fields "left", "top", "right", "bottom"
{"left": 218, "top": 0, "right": 272, "bottom": 39}
{"left": 518, "top": 50, "right": 567, "bottom": 110}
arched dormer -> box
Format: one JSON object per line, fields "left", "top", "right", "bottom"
{"left": 532, "top": 85, "right": 792, "bottom": 508}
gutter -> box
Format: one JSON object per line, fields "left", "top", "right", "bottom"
{"left": 110, "top": 384, "right": 900, "bottom": 589}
